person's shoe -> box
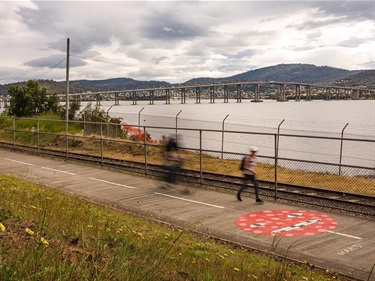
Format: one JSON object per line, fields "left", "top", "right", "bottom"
{"left": 236, "top": 193, "right": 242, "bottom": 201}
{"left": 255, "top": 199, "right": 264, "bottom": 204}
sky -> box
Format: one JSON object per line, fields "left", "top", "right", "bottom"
{"left": 1, "top": 1, "right": 374, "bottom": 85}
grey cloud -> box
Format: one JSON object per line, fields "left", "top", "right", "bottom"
{"left": 360, "top": 61, "right": 375, "bottom": 69}
{"left": 338, "top": 37, "right": 370, "bottom": 48}
{"left": 138, "top": 12, "right": 209, "bottom": 41}
{"left": 310, "top": 1, "right": 374, "bottom": 21}
{"left": 24, "top": 54, "right": 86, "bottom": 68}
{"left": 224, "top": 49, "right": 258, "bottom": 60}
{"left": 307, "top": 32, "right": 322, "bottom": 40}
{"left": 151, "top": 56, "right": 169, "bottom": 65}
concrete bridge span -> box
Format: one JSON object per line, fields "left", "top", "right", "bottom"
{"left": 1, "top": 81, "right": 374, "bottom": 109}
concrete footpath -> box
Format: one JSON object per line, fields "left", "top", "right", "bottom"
{"left": 1, "top": 150, "right": 374, "bottom": 281}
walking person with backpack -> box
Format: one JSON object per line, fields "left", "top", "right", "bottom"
{"left": 236, "top": 147, "right": 264, "bottom": 204}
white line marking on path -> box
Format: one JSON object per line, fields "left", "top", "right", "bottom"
{"left": 41, "top": 167, "right": 76, "bottom": 176}
{"left": 89, "top": 177, "right": 136, "bottom": 189}
{"left": 3, "top": 158, "right": 34, "bottom": 166}
{"left": 155, "top": 192, "right": 225, "bottom": 209}
{"left": 327, "top": 231, "right": 362, "bottom": 240}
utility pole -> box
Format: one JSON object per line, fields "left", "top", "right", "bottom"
{"left": 66, "top": 38, "right": 70, "bottom": 124}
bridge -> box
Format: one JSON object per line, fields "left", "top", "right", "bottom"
{"left": 1, "top": 81, "right": 374, "bottom": 108}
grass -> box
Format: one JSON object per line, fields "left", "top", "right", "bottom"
{"left": 0, "top": 174, "right": 351, "bottom": 281}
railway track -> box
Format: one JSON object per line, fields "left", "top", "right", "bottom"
{"left": 1, "top": 141, "right": 374, "bottom": 218}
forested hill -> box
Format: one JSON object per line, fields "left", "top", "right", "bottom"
{"left": 187, "top": 64, "right": 362, "bottom": 84}
{"left": 1, "top": 64, "right": 373, "bottom": 95}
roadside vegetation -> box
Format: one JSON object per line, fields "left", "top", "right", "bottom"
{"left": 0, "top": 174, "right": 351, "bottom": 281}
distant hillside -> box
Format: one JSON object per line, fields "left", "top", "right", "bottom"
{"left": 332, "top": 70, "right": 375, "bottom": 89}
{"left": 0, "top": 78, "right": 171, "bottom": 96}
{"left": 187, "top": 64, "right": 361, "bottom": 84}
{"left": 1, "top": 64, "right": 373, "bottom": 96}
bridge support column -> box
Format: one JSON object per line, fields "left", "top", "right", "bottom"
{"left": 195, "top": 87, "right": 201, "bottom": 103}
{"left": 210, "top": 86, "right": 215, "bottom": 103}
{"left": 251, "top": 83, "right": 263, "bottom": 102}
{"left": 115, "top": 93, "right": 119, "bottom": 105}
{"left": 132, "top": 92, "right": 137, "bottom": 105}
{"left": 277, "top": 84, "right": 288, "bottom": 101}
{"left": 305, "top": 85, "right": 312, "bottom": 101}
{"left": 295, "top": 84, "right": 301, "bottom": 101}
{"left": 352, "top": 89, "right": 359, "bottom": 100}
{"left": 223, "top": 85, "right": 229, "bottom": 103}
{"left": 165, "top": 89, "right": 170, "bottom": 104}
{"left": 180, "top": 88, "right": 186, "bottom": 104}
{"left": 149, "top": 90, "right": 154, "bottom": 105}
{"left": 96, "top": 94, "right": 101, "bottom": 106}
{"left": 324, "top": 88, "right": 331, "bottom": 100}
{"left": 236, "top": 84, "right": 242, "bottom": 103}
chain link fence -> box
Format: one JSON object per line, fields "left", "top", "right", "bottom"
{"left": 0, "top": 116, "right": 374, "bottom": 198}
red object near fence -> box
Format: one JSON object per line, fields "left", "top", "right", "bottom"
{"left": 120, "top": 121, "right": 149, "bottom": 142}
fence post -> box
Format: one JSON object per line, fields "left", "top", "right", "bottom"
{"left": 339, "top": 123, "right": 349, "bottom": 175}
{"left": 144, "top": 126, "right": 148, "bottom": 175}
{"left": 100, "top": 123, "right": 103, "bottom": 166}
{"left": 175, "top": 110, "right": 182, "bottom": 140}
{"left": 138, "top": 107, "right": 145, "bottom": 130}
{"left": 65, "top": 120, "right": 69, "bottom": 160}
{"left": 221, "top": 114, "right": 229, "bottom": 159}
{"left": 37, "top": 119, "right": 40, "bottom": 155}
{"left": 199, "top": 130, "right": 203, "bottom": 185}
{"left": 274, "top": 119, "right": 285, "bottom": 200}
{"left": 12, "top": 117, "right": 15, "bottom": 149}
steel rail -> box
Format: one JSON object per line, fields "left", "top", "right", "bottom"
{"left": 1, "top": 141, "right": 374, "bottom": 218}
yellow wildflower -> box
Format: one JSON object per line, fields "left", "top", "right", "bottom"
{"left": 25, "top": 228, "right": 35, "bottom": 235}
{"left": 0, "top": 222, "right": 5, "bottom": 232}
{"left": 234, "top": 268, "right": 240, "bottom": 272}
{"left": 40, "top": 237, "right": 49, "bottom": 245}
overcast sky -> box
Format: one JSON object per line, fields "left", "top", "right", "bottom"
{"left": 1, "top": 0, "right": 374, "bottom": 85}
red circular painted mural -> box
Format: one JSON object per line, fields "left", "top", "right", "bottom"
{"left": 234, "top": 210, "right": 337, "bottom": 237}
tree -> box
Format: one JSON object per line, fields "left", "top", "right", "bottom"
{"left": 7, "top": 80, "right": 60, "bottom": 117}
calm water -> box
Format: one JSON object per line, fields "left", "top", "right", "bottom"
{"left": 84, "top": 99, "right": 374, "bottom": 171}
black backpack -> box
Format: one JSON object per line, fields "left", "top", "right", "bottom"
{"left": 240, "top": 156, "right": 247, "bottom": 171}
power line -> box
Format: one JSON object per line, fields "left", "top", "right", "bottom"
{"left": 71, "top": 54, "right": 135, "bottom": 68}
{"left": 30, "top": 57, "right": 67, "bottom": 81}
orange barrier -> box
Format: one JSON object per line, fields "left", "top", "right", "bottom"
{"left": 120, "top": 121, "right": 149, "bottom": 142}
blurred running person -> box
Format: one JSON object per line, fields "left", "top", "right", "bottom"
{"left": 236, "top": 147, "right": 264, "bottom": 204}
{"left": 163, "top": 136, "right": 182, "bottom": 183}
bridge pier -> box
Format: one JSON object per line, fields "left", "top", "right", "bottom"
{"left": 180, "top": 88, "right": 186, "bottom": 104}
{"left": 165, "top": 89, "right": 170, "bottom": 104}
{"left": 352, "top": 89, "right": 360, "bottom": 100}
{"left": 96, "top": 94, "right": 101, "bottom": 106}
{"left": 305, "top": 85, "right": 312, "bottom": 101}
{"left": 277, "top": 84, "right": 288, "bottom": 101}
{"left": 149, "top": 90, "right": 154, "bottom": 105}
{"left": 195, "top": 87, "right": 201, "bottom": 103}
{"left": 251, "top": 84, "right": 263, "bottom": 102}
{"left": 209, "top": 86, "right": 215, "bottom": 103}
{"left": 114, "top": 93, "right": 120, "bottom": 105}
{"left": 236, "top": 84, "right": 242, "bottom": 102}
{"left": 295, "top": 84, "right": 301, "bottom": 101}
{"left": 132, "top": 92, "right": 137, "bottom": 105}
{"left": 224, "top": 85, "right": 229, "bottom": 103}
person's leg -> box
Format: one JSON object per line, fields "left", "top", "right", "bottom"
{"left": 236, "top": 174, "right": 248, "bottom": 201}
{"left": 249, "top": 175, "right": 263, "bottom": 203}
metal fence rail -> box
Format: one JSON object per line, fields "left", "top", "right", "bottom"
{"left": 0, "top": 116, "right": 374, "bottom": 201}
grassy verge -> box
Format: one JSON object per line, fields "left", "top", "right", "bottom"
{"left": 0, "top": 174, "right": 350, "bottom": 281}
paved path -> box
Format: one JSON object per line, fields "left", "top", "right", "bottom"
{"left": 1, "top": 150, "right": 374, "bottom": 281}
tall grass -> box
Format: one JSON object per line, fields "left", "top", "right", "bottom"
{"left": 0, "top": 174, "right": 348, "bottom": 281}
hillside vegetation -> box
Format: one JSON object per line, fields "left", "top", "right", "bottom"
{"left": 1, "top": 64, "right": 373, "bottom": 96}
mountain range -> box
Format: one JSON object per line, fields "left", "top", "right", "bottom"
{"left": 1, "top": 63, "right": 374, "bottom": 96}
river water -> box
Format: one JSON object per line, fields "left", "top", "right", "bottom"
{"left": 81, "top": 99, "right": 374, "bottom": 172}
